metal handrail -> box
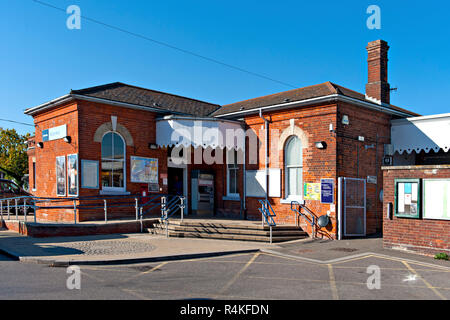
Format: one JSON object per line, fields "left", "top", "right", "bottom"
{"left": 290, "top": 201, "right": 316, "bottom": 238}
{"left": 0, "top": 194, "right": 168, "bottom": 225}
{"left": 258, "top": 199, "right": 276, "bottom": 244}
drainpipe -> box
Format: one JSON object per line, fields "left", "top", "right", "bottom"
{"left": 259, "top": 109, "right": 269, "bottom": 203}
{"left": 242, "top": 123, "right": 247, "bottom": 219}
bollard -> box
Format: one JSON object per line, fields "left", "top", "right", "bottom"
{"left": 140, "top": 207, "right": 143, "bottom": 233}
{"left": 73, "top": 200, "right": 77, "bottom": 224}
{"left": 180, "top": 197, "right": 184, "bottom": 222}
{"left": 135, "top": 198, "right": 139, "bottom": 221}
{"left": 104, "top": 199, "right": 107, "bottom": 223}
{"left": 34, "top": 199, "right": 37, "bottom": 223}
{"left": 24, "top": 198, "right": 27, "bottom": 222}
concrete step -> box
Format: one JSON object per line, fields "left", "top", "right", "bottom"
{"left": 146, "top": 219, "right": 309, "bottom": 242}
{"left": 162, "top": 230, "right": 307, "bottom": 242}
{"left": 156, "top": 225, "right": 307, "bottom": 236}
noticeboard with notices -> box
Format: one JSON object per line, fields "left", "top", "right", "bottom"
{"left": 394, "top": 179, "right": 420, "bottom": 218}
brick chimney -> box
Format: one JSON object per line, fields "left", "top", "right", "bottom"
{"left": 365, "top": 40, "right": 390, "bottom": 104}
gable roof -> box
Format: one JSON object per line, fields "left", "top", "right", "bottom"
{"left": 70, "top": 82, "right": 221, "bottom": 117}
{"left": 25, "top": 82, "right": 221, "bottom": 117}
{"left": 211, "top": 81, "right": 419, "bottom": 117}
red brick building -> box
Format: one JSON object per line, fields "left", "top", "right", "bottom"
{"left": 24, "top": 40, "right": 419, "bottom": 239}
{"left": 382, "top": 114, "right": 450, "bottom": 255}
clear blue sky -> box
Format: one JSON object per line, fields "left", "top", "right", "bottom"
{"left": 1, "top": 0, "right": 449, "bottom": 134}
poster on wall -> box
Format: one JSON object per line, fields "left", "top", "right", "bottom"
{"left": 131, "top": 157, "right": 158, "bottom": 184}
{"left": 67, "top": 154, "right": 78, "bottom": 196}
{"left": 81, "top": 160, "right": 99, "bottom": 189}
{"left": 56, "top": 156, "right": 66, "bottom": 196}
{"left": 395, "top": 179, "right": 420, "bottom": 218}
{"left": 423, "top": 179, "right": 450, "bottom": 220}
{"left": 304, "top": 183, "right": 320, "bottom": 200}
{"left": 321, "top": 179, "right": 334, "bottom": 204}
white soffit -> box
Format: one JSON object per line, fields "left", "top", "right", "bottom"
{"left": 156, "top": 117, "right": 244, "bottom": 150}
{"left": 391, "top": 113, "right": 450, "bottom": 154}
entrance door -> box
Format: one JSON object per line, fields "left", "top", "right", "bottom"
{"left": 339, "top": 177, "right": 366, "bottom": 237}
{"left": 168, "top": 167, "right": 184, "bottom": 196}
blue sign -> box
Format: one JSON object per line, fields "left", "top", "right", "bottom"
{"left": 42, "top": 129, "right": 49, "bottom": 142}
{"left": 321, "top": 179, "right": 334, "bottom": 204}
{"left": 42, "top": 125, "right": 66, "bottom": 142}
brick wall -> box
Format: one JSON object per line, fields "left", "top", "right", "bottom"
{"left": 243, "top": 103, "right": 338, "bottom": 237}
{"left": 337, "top": 102, "right": 391, "bottom": 234}
{"left": 30, "top": 100, "right": 169, "bottom": 222}
{"left": 383, "top": 165, "right": 450, "bottom": 256}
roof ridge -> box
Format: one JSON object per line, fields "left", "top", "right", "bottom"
{"left": 72, "top": 82, "right": 220, "bottom": 107}
{"left": 222, "top": 82, "right": 333, "bottom": 107}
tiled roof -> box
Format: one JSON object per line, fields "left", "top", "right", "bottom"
{"left": 71, "top": 82, "right": 221, "bottom": 117}
{"left": 212, "top": 81, "right": 419, "bottom": 117}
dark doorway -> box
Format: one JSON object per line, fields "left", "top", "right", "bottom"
{"left": 168, "top": 167, "right": 184, "bottom": 196}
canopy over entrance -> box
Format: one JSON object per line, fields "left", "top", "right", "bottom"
{"left": 391, "top": 113, "right": 450, "bottom": 154}
{"left": 156, "top": 116, "right": 245, "bottom": 150}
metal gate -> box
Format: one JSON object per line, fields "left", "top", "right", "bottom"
{"left": 338, "top": 177, "right": 366, "bottom": 239}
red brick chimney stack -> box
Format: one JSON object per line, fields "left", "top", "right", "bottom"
{"left": 365, "top": 40, "right": 390, "bottom": 104}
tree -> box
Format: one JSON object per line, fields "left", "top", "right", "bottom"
{"left": 0, "top": 128, "right": 30, "bottom": 186}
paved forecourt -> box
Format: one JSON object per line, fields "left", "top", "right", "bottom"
{"left": 1, "top": 250, "right": 449, "bottom": 300}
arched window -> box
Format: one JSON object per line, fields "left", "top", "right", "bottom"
{"left": 101, "top": 132, "right": 125, "bottom": 191}
{"left": 285, "top": 136, "right": 302, "bottom": 198}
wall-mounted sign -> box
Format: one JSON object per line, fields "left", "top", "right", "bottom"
{"left": 321, "top": 179, "right": 334, "bottom": 204}
{"left": 56, "top": 156, "right": 66, "bottom": 196}
{"left": 131, "top": 156, "right": 158, "bottom": 184}
{"left": 67, "top": 154, "right": 78, "bottom": 196}
{"left": 304, "top": 183, "right": 320, "bottom": 200}
{"left": 367, "top": 176, "right": 377, "bottom": 184}
{"left": 394, "top": 179, "right": 420, "bottom": 218}
{"left": 423, "top": 179, "right": 450, "bottom": 221}
{"left": 81, "top": 160, "right": 99, "bottom": 189}
{"left": 42, "top": 125, "right": 67, "bottom": 142}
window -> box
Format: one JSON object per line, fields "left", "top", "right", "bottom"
{"left": 285, "top": 136, "right": 303, "bottom": 198}
{"left": 101, "top": 132, "right": 125, "bottom": 191}
{"left": 227, "top": 149, "right": 239, "bottom": 197}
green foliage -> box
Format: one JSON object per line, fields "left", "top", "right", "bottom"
{"left": 0, "top": 128, "right": 30, "bottom": 185}
{"left": 434, "top": 253, "right": 449, "bottom": 260}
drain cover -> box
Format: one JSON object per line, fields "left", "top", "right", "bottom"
{"left": 329, "top": 247, "right": 358, "bottom": 253}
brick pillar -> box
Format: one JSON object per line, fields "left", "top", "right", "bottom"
{"left": 365, "top": 40, "right": 390, "bottom": 104}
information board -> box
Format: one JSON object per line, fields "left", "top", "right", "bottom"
{"left": 423, "top": 179, "right": 450, "bottom": 220}
{"left": 130, "top": 157, "right": 158, "bottom": 184}
{"left": 395, "top": 179, "right": 420, "bottom": 218}
{"left": 81, "top": 160, "right": 99, "bottom": 189}
{"left": 321, "top": 179, "right": 334, "bottom": 204}
{"left": 304, "top": 183, "right": 320, "bottom": 200}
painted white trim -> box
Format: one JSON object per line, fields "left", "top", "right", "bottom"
{"left": 24, "top": 94, "right": 73, "bottom": 115}
{"left": 280, "top": 197, "right": 304, "bottom": 204}
{"left": 24, "top": 94, "right": 180, "bottom": 116}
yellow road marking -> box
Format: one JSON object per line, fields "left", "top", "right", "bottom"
{"left": 247, "top": 275, "right": 450, "bottom": 291}
{"left": 219, "top": 252, "right": 260, "bottom": 294}
{"left": 122, "top": 261, "right": 168, "bottom": 283}
{"left": 402, "top": 261, "right": 447, "bottom": 300}
{"left": 371, "top": 254, "right": 450, "bottom": 271}
{"left": 328, "top": 264, "right": 339, "bottom": 300}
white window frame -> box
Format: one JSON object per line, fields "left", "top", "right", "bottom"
{"left": 101, "top": 131, "right": 127, "bottom": 194}
{"left": 226, "top": 148, "right": 240, "bottom": 199}
{"left": 282, "top": 136, "right": 303, "bottom": 203}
